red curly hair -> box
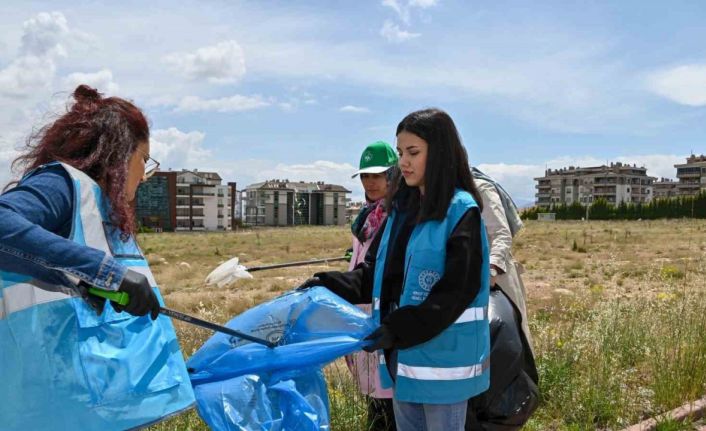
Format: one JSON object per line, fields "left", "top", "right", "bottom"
{"left": 11, "top": 85, "right": 149, "bottom": 234}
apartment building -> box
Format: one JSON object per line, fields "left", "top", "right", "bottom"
{"left": 134, "top": 171, "right": 177, "bottom": 231}
{"left": 675, "top": 154, "right": 706, "bottom": 197}
{"left": 175, "top": 170, "right": 237, "bottom": 231}
{"left": 534, "top": 162, "right": 655, "bottom": 207}
{"left": 243, "top": 179, "right": 350, "bottom": 226}
{"left": 653, "top": 178, "right": 678, "bottom": 199}
{"left": 135, "top": 169, "right": 238, "bottom": 231}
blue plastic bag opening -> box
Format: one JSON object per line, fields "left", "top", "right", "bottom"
{"left": 188, "top": 287, "right": 375, "bottom": 431}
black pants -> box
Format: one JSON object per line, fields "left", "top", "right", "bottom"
{"left": 368, "top": 396, "right": 396, "bottom": 431}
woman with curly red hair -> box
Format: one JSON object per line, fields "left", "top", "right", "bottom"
{"left": 0, "top": 85, "right": 195, "bottom": 430}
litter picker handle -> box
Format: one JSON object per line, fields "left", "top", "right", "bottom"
{"left": 88, "top": 288, "right": 276, "bottom": 348}
{"left": 247, "top": 256, "right": 348, "bottom": 272}
{"left": 159, "top": 307, "right": 277, "bottom": 348}
{"left": 88, "top": 288, "right": 130, "bottom": 306}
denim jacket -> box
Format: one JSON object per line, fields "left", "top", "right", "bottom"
{"left": 0, "top": 164, "right": 126, "bottom": 291}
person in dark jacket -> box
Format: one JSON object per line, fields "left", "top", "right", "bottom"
{"left": 300, "top": 108, "right": 490, "bottom": 431}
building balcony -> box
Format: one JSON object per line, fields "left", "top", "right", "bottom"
{"left": 677, "top": 183, "right": 701, "bottom": 189}
{"left": 676, "top": 172, "right": 701, "bottom": 178}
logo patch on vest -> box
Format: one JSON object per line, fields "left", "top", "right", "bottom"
{"left": 418, "top": 270, "right": 441, "bottom": 292}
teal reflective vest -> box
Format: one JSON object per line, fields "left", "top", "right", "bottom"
{"left": 372, "top": 189, "right": 490, "bottom": 404}
{"left": 0, "top": 163, "right": 194, "bottom": 430}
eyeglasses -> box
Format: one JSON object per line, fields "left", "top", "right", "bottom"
{"left": 145, "top": 156, "right": 160, "bottom": 179}
{"left": 136, "top": 148, "right": 160, "bottom": 179}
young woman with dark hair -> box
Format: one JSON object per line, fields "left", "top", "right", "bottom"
{"left": 301, "top": 108, "right": 490, "bottom": 431}
{"left": 0, "top": 85, "right": 194, "bottom": 430}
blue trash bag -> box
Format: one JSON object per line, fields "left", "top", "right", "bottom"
{"left": 187, "top": 287, "right": 376, "bottom": 431}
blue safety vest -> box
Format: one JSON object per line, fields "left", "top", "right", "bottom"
{"left": 372, "top": 189, "right": 490, "bottom": 404}
{"left": 0, "top": 163, "right": 194, "bottom": 430}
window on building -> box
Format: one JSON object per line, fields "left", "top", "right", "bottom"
{"left": 333, "top": 193, "right": 339, "bottom": 220}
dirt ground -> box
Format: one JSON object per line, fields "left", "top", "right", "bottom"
{"left": 138, "top": 219, "right": 706, "bottom": 357}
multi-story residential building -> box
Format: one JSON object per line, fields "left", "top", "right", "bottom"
{"left": 653, "top": 178, "right": 678, "bottom": 199}
{"left": 175, "top": 169, "right": 236, "bottom": 231}
{"left": 347, "top": 201, "right": 365, "bottom": 223}
{"left": 135, "top": 171, "right": 177, "bottom": 232}
{"left": 534, "top": 162, "right": 655, "bottom": 208}
{"left": 243, "top": 179, "right": 350, "bottom": 226}
{"left": 135, "top": 169, "right": 238, "bottom": 231}
{"left": 674, "top": 154, "right": 706, "bottom": 197}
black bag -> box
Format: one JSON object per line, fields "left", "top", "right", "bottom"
{"left": 466, "top": 289, "right": 540, "bottom": 431}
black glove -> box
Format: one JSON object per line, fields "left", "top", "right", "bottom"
{"left": 296, "top": 277, "right": 322, "bottom": 291}
{"left": 363, "top": 325, "right": 397, "bottom": 353}
{"left": 344, "top": 247, "right": 353, "bottom": 263}
{"left": 115, "top": 269, "right": 160, "bottom": 320}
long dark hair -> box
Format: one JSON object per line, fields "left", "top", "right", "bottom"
{"left": 388, "top": 108, "right": 483, "bottom": 221}
{"left": 9, "top": 85, "right": 149, "bottom": 233}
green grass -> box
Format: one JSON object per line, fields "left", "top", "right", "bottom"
{"left": 145, "top": 221, "right": 706, "bottom": 430}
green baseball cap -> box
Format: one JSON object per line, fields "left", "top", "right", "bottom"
{"left": 352, "top": 141, "right": 399, "bottom": 178}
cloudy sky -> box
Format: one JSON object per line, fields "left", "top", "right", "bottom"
{"left": 1, "top": 1, "right": 705, "bottom": 204}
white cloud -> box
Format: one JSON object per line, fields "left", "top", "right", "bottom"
{"left": 380, "top": 20, "right": 420, "bottom": 43}
{"left": 646, "top": 64, "right": 706, "bottom": 107}
{"left": 476, "top": 163, "right": 545, "bottom": 207}
{"left": 0, "top": 147, "right": 21, "bottom": 189}
{"left": 163, "top": 40, "right": 246, "bottom": 84}
{"left": 382, "top": 0, "right": 438, "bottom": 24}
{"left": 63, "top": 69, "right": 119, "bottom": 95}
{"left": 0, "top": 55, "right": 56, "bottom": 98}
{"left": 20, "top": 11, "right": 69, "bottom": 57}
{"left": 0, "top": 12, "right": 82, "bottom": 186}
{"left": 0, "top": 12, "right": 73, "bottom": 99}
{"left": 340, "top": 105, "right": 370, "bottom": 113}
{"left": 263, "top": 160, "right": 356, "bottom": 180}
{"left": 613, "top": 154, "right": 684, "bottom": 180}
{"left": 150, "top": 127, "right": 211, "bottom": 170}
{"left": 175, "top": 95, "right": 270, "bottom": 113}
{"left": 409, "top": 0, "right": 439, "bottom": 7}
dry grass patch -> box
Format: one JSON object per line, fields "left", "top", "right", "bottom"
{"left": 147, "top": 221, "right": 706, "bottom": 431}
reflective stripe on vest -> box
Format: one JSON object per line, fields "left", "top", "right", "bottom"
{"left": 1, "top": 282, "right": 74, "bottom": 319}
{"left": 455, "top": 306, "right": 488, "bottom": 324}
{"left": 0, "top": 164, "right": 153, "bottom": 321}
{"left": 0, "top": 263, "right": 154, "bottom": 321}
{"left": 397, "top": 358, "right": 490, "bottom": 381}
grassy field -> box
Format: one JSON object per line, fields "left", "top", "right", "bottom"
{"left": 146, "top": 220, "right": 706, "bottom": 430}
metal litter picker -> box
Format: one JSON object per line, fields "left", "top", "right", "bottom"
{"left": 88, "top": 288, "right": 277, "bottom": 348}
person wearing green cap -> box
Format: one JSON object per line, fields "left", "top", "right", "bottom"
{"left": 349, "top": 141, "right": 399, "bottom": 430}
{"left": 298, "top": 140, "right": 399, "bottom": 429}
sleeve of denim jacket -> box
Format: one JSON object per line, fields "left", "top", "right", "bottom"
{"left": 0, "top": 165, "right": 127, "bottom": 291}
